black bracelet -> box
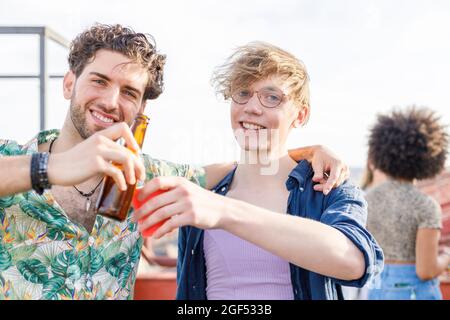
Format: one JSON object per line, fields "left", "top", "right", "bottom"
{"left": 30, "top": 152, "right": 51, "bottom": 195}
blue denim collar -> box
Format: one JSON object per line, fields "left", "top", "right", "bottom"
{"left": 286, "top": 160, "right": 313, "bottom": 191}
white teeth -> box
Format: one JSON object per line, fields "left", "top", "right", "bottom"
{"left": 92, "top": 111, "right": 114, "bottom": 123}
{"left": 242, "top": 122, "right": 264, "bottom": 130}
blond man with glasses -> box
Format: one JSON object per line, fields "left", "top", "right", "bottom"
{"left": 133, "top": 42, "right": 384, "bottom": 300}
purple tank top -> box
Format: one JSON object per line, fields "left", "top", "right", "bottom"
{"left": 203, "top": 229, "right": 294, "bottom": 300}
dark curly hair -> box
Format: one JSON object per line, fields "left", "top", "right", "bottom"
{"left": 368, "top": 106, "right": 448, "bottom": 181}
{"left": 68, "top": 23, "right": 165, "bottom": 100}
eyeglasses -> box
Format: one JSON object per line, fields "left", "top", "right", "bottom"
{"left": 231, "top": 87, "right": 286, "bottom": 108}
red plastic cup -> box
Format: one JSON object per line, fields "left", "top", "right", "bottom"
{"left": 132, "top": 188, "right": 168, "bottom": 237}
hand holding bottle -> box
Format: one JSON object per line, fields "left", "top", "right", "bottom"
{"left": 95, "top": 114, "right": 150, "bottom": 221}
{"left": 47, "top": 122, "right": 146, "bottom": 191}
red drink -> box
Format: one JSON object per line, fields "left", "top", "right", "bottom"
{"left": 132, "top": 188, "right": 169, "bottom": 237}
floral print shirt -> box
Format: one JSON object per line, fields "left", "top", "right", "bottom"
{"left": 0, "top": 130, "right": 205, "bottom": 300}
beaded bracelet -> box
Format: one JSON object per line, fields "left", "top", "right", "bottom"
{"left": 30, "top": 152, "right": 51, "bottom": 195}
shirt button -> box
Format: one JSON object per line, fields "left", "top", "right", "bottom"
{"left": 192, "top": 285, "right": 196, "bottom": 290}
{"left": 299, "top": 187, "right": 304, "bottom": 192}
{"left": 191, "top": 250, "right": 195, "bottom": 255}
{"left": 220, "top": 186, "right": 226, "bottom": 192}
{"left": 294, "top": 289, "right": 298, "bottom": 295}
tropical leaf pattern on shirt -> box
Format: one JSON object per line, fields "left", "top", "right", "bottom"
{"left": 16, "top": 259, "right": 49, "bottom": 284}
{"left": 10, "top": 244, "right": 37, "bottom": 264}
{"left": 0, "top": 244, "right": 12, "bottom": 271}
{"left": 19, "top": 198, "right": 76, "bottom": 235}
{"left": 46, "top": 227, "right": 66, "bottom": 241}
{"left": 0, "top": 140, "right": 25, "bottom": 156}
{"left": 0, "top": 196, "right": 17, "bottom": 210}
{"left": 129, "top": 237, "right": 143, "bottom": 265}
{"left": 50, "top": 250, "right": 82, "bottom": 281}
{"left": 0, "top": 130, "right": 206, "bottom": 300}
{"left": 88, "top": 248, "right": 105, "bottom": 275}
{"left": 42, "top": 276, "right": 73, "bottom": 300}
{"left": 105, "top": 252, "right": 128, "bottom": 278}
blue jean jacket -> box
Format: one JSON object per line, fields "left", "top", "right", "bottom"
{"left": 176, "top": 160, "right": 384, "bottom": 300}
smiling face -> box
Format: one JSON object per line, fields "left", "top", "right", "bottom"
{"left": 63, "top": 49, "right": 149, "bottom": 139}
{"left": 231, "top": 77, "right": 308, "bottom": 153}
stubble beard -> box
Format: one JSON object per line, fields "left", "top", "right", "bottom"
{"left": 69, "top": 95, "right": 94, "bottom": 140}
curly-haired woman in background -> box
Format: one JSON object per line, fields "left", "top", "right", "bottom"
{"left": 366, "top": 106, "right": 450, "bottom": 300}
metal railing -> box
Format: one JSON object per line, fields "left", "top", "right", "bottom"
{"left": 0, "top": 26, "right": 69, "bottom": 130}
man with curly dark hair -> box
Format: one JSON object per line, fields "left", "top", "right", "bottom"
{"left": 366, "top": 106, "right": 450, "bottom": 300}
{"left": 0, "top": 24, "right": 349, "bottom": 300}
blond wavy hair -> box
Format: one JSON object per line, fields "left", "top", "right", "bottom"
{"left": 212, "top": 42, "right": 310, "bottom": 122}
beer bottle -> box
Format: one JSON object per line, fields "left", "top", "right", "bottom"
{"left": 95, "top": 113, "right": 150, "bottom": 221}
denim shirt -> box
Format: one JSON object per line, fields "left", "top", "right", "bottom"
{"left": 176, "top": 160, "right": 384, "bottom": 300}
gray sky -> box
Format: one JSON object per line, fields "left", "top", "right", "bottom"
{"left": 1, "top": 0, "right": 449, "bottom": 167}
